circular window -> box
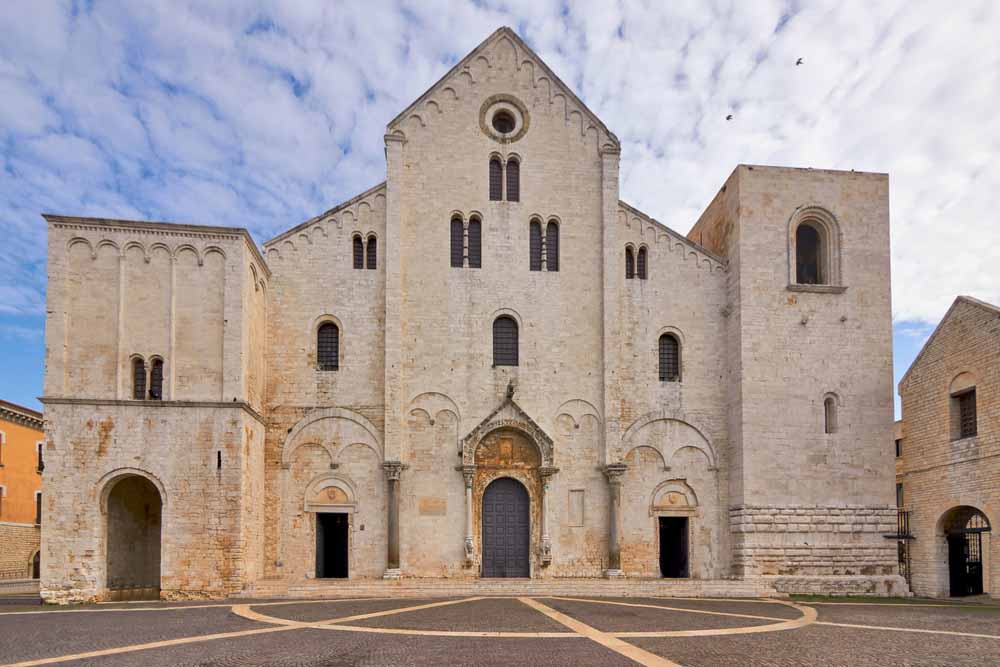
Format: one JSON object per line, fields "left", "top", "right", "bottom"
{"left": 492, "top": 111, "right": 515, "bottom": 134}
{"left": 480, "top": 95, "right": 529, "bottom": 143}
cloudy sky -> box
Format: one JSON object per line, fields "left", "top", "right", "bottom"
{"left": 1, "top": 0, "right": 998, "bottom": 413}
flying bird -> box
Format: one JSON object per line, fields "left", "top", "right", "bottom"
{"left": 726, "top": 114, "right": 733, "bottom": 121}
{"left": 796, "top": 57, "right": 804, "bottom": 66}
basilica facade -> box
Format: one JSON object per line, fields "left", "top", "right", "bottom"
{"left": 39, "top": 28, "right": 905, "bottom": 602}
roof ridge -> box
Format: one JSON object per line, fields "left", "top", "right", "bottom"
{"left": 618, "top": 200, "right": 726, "bottom": 265}
{"left": 262, "top": 182, "right": 387, "bottom": 247}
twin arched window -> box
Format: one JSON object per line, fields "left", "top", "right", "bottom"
{"left": 493, "top": 316, "right": 519, "bottom": 366}
{"left": 451, "top": 215, "right": 482, "bottom": 268}
{"left": 529, "top": 219, "right": 559, "bottom": 271}
{"left": 353, "top": 235, "right": 377, "bottom": 270}
{"left": 132, "top": 356, "right": 164, "bottom": 400}
{"left": 625, "top": 246, "right": 648, "bottom": 279}
{"left": 489, "top": 157, "right": 520, "bottom": 202}
{"left": 658, "top": 334, "right": 680, "bottom": 382}
{"left": 317, "top": 322, "right": 339, "bottom": 371}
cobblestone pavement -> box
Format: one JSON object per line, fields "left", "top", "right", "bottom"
{"left": 0, "top": 596, "right": 997, "bottom": 666}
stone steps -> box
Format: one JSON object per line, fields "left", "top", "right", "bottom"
{"left": 239, "top": 577, "right": 780, "bottom": 600}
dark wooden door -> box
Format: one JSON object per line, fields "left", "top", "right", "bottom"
{"left": 317, "top": 513, "right": 349, "bottom": 578}
{"left": 659, "top": 517, "right": 689, "bottom": 578}
{"left": 482, "top": 478, "right": 530, "bottom": 577}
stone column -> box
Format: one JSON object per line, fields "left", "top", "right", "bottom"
{"left": 383, "top": 461, "right": 403, "bottom": 579}
{"left": 462, "top": 466, "right": 475, "bottom": 566}
{"left": 604, "top": 463, "right": 627, "bottom": 577}
{"left": 539, "top": 467, "right": 558, "bottom": 565}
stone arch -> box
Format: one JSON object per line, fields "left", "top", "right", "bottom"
{"left": 281, "top": 407, "right": 382, "bottom": 467}
{"left": 101, "top": 471, "right": 163, "bottom": 599}
{"left": 462, "top": 418, "right": 553, "bottom": 468}
{"left": 621, "top": 410, "right": 718, "bottom": 469}
{"left": 934, "top": 505, "right": 994, "bottom": 597}
{"left": 650, "top": 479, "right": 699, "bottom": 513}
{"left": 554, "top": 399, "right": 601, "bottom": 430}
{"left": 407, "top": 391, "right": 461, "bottom": 425}
{"left": 98, "top": 468, "right": 167, "bottom": 514}
{"left": 787, "top": 205, "right": 842, "bottom": 286}
{"left": 303, "top": 472, "right": 357, "bottom": 512}
{"left": 949, "top": 371, "right": 977, "bottom": 395}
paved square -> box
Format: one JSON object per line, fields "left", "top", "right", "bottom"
{"left": 0, "top": 596, "right": 996, "bottom": 666}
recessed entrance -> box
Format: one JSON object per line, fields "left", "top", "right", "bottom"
{"left": 481, "top": 477, "right": 530, "bottom": 578}
{"left": 316, "top": 512, "right": 348, "bottom": 579}
{"left": 659, "top": 517, "right": 689, "bottom": 578}
{"left": 944, "top": 507, "right": 990, "bottom": 597}
{"left": 106, "top": 475, "right": 162, "bottom": 601}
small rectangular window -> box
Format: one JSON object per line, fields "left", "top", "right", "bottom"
{"left": 568, "top": 489, "right": 584, "bottom": 527}
{"left": 36, "top": 443, "right": 44, "bottom": 474}
{"left": 35, "top": 493, "right": 42, "bottom": 526}
{"left": 896, "top": 483, "right": 904, "bottom": 507}
{"left": 468, "top": 219, "right": 482, "bottom": 269}
{"left": 894, "top": 439, "right": 902, "bottom": 458}
{"left": 958, "top": 390, "right": 977, "bottom": 438}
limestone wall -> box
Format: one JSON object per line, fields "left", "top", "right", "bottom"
{"left": 39, "top": 402, "right": 264, "bottom": 602}
{"left": 897, "top": 297, "right": 1000, "bottom": 598}
{"left": 0, "top": 523, "right": 39, "bottom": 576}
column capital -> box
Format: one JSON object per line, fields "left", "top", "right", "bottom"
{"left": 539, "top": 466, "right": 560, "bottom": 479}
{"left": 460, "top": 465, "right": 476, "bottom": 488}
{"left": 382, "top": 461, "right": 405, "bottom": 481}
{"left": 603, "top": 462, "right": 627, "bottom": 483}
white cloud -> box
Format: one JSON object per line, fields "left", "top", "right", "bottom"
{"left": 0, "top": 0, "right": 997, "bottom": 324}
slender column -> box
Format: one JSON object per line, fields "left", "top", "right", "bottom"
{"left": 383, "top": 461, "right": 403, "bottom": 578}
{"left": 539, "top": 466, "right": 557, "bottom": 565}
{"left": 604, "top": 463, "right": 627, "bottom": 577}
{"left": 462, "top": 466, "right": 475, "bottom": 566}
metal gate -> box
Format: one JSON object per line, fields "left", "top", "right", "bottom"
{"left": 948, "top": 532, "right": 984, "bottom": 597}
{"left": 481, "top": 478, "right": 530, "bottom": 577}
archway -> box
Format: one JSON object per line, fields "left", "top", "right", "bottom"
{"left": 941, "top": 506, "right": 991, "bottom": 597}
{"left": 106, "top": 475, "right": 162, "bottom": 600}
{"left": 30, "top": 551, "right": 40, "bottom": 580}
{"left": 481, "top": 477, "right": 529, "bottom": 578}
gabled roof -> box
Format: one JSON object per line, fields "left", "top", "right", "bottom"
{"left": 262, "top": 181, "right": 386, "bottom": 247}
{"left": 387, "top": 26, "right": 619, "bottom": 149}
{"left": 899, "top": 295, "right": 1000, "bottom": 388}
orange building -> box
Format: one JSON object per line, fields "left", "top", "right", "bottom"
{"left": 0, "top": 400, "right": 44, "bottom": 579}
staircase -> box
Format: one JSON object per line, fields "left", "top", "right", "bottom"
{"left": 239, "top": 576, "right": 780, "bottom": 600}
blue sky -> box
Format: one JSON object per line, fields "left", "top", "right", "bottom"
{"left": 1, "top": 1, "right": 998, "bottom": 416}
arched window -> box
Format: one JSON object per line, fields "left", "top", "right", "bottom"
{"left": 529, "top": 220, "right": 542, "bottom": 271}
{"left": 132, "top": 357, "right": 146, "bottom": 400}
{"left": 795, "top": 223, "right": 823, "bottom": 284}
{"left": 450, "top": 216, "right": 464, "bottom": 268}
{"left": 637, "top": 246, "right": 647, "bottom": 280}
{"left": 352, "top": 235, "right": 364, "bottom": 270}
{"left": 625, "top": 247, "right": 635, "bottom": 279}
{"left": 149, "top": 358, "right": 163, "bottom": 400}
{"left": 546, "top": 221, "right": 559, "bottom": 272}
{"left": 493, "top": 316, "right": 519, "bottom": 367}
{"left": 506, "top": 158, "right": 520, "bottom": 202}
{"left": 317, "top": 322, "right": 339, "bottom": 371}
{"left": 366, "top": 235, "right": 377, "bottom": 270}
{"left": 489, "top": 158, "right": 503, "bottom": 201}
{"left": 824, "top": 396, "right": 837, "bottom": 434}
{"left": 468, "top": 217, "right": 482, "bottom": 268}
{"left": 658, "top": 334, "right": 680, "bottom": 382}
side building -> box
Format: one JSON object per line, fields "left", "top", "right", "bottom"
{"left": 0, "top": 400, "right": 44, "bottom": 580}
{"left": 896, "top": 295, "right": 998, "bottom": 599}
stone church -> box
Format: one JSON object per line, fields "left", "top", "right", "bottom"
{"left": 39, "top": 28, "right": 905, "bottom": 602}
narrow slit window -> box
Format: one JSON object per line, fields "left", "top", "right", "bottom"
{"left": 450, "top": 217, "right": 465, "bottom": 268}
{"left": 489, "top": 158, "right": 503, "bottom": 201}
{"left": 795, "top": 223, "right": 823, "bottom": 284}
{"left": 546, "top": 221, "right": 559, "bottom": 271}
{"left": 35, "top": 493, "right": 41, "bottom": 525}
{"left": 637, "top": 247, "right": 647, "bottom": 279}
{"left": 317, "top": 322, "right": 339, "bottom": 371}
{"left": 36, "top": 443, "right": 43, "bottom": 474}
{"left": 352, "top": 236, "right": 364, "bottom": 269}
{"left": 529, "top": 220, "right": 542, "bottom": 271}
{"left": 824, "top": 397, "right": 838, "bottom": 434}
{"left": 132, "top": 357, "right": 146, "bottom": 400}
{"left": 658, "top": 334, "right": 680, "bottom": 381}
{"left": 149, "top": 359, "right": 163, "bottom": 400}
{"left": 493, "top": 316, "right": 519, "bottom": 367}
{"left": 366, "top": 236, "right": 377, "bottom": 270}
{"left": 506, "top": 159, "right": 520, "bottom": 202}
{"left": 625, "top": 247, "right": 635, "bottom": 279}
{"left": 468, "top": 217, "right": 482, "bottom": 268}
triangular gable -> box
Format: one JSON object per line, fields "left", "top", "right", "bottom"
{"left": 387, "top": 26, "right": 619, "bottom": 151}
{"left": 262, "top": 181, "right": 386, "bottom": 248}
{"left": 618, "top": 200, "right": 726, "bottom": 270}
{"left": 460, "top": 383, "right": 555, "bottom": 468}
{"left": 899, "top": 295, "right": 1000, "bottom": 389}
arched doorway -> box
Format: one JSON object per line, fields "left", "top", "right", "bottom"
{"left": 106, "top": 475, "right": 162, "bottom": 601}
{"left": 942, "top": 506, "right": 991, "bottom": 597}
{"left": 482, "top": 477, "right": 529, "bottom": 577}
{"left": 30, "top": 551, "right": 40, "bottom": 580}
